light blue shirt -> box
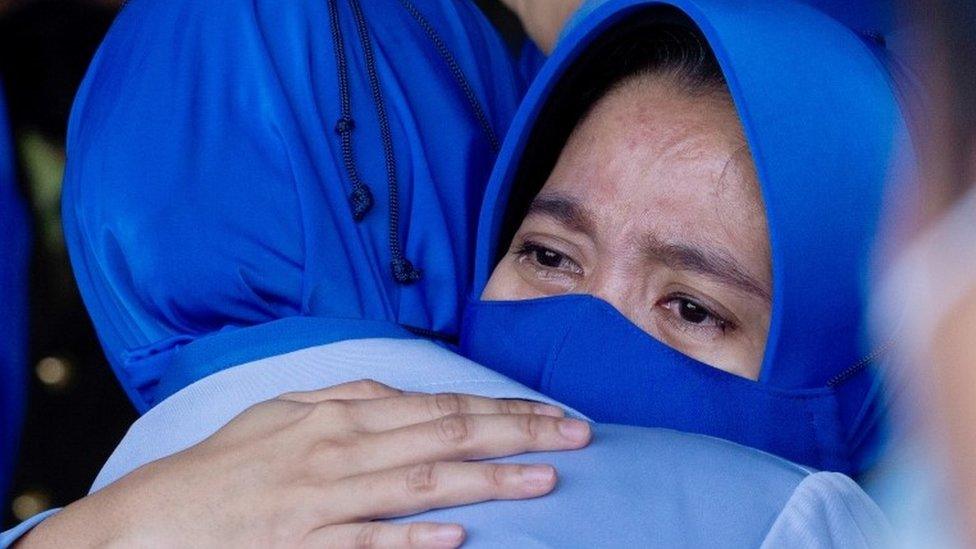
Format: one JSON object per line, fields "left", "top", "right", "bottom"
{"left": 4, "top": 338, "right": 890, "bottom": 547}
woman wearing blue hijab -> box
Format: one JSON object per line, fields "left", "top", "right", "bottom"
{"left": 6, "top": 0, "right": 903, "bottom": 546}
{"left": 461, "top": 0, "right": 909, "bottom": 476}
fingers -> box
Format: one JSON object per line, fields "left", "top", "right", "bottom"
{"left": 330, "top": 393, "right": 565, "bottom": 432}
{"left": 349, "top": 414, "right": 591, "bottom": 472}
{"left": 279, "top": 379, "right": 403, "bottom": 403}
{"left": 322, "top": 462, "right": 557, "bottom": 523}
{"left": 307, "top": 522, "right": 465, "bottom": 549}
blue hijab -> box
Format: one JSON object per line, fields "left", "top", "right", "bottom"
{"left": 0, "top": 79, "right": 30, "bottom": 502}
{"left": 461, "top": 0, "right": 912, "bottom": 475}
{"left": 62, "top": 0, "right": 534, "bottom": 412}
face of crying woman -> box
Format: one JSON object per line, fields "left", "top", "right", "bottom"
{"left": 483, "top": 73, "right": 772, "bottom": 380}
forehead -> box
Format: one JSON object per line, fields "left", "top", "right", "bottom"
{"left": 541, "top": 79, "right": 768, "bottom": 251}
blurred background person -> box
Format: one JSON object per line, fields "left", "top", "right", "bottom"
{"left": 0, "top": 75, "right": 31, "bottom": 516}
{"left": 868, "top": 0, "right": 976, "bottom": 546}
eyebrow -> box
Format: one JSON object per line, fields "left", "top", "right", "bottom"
{"left": 526, "top": 193, "right": 597, "bottom": 235}
{"left": 640, "top": 235, "right": 772, "bottom": 302}
{"left": 525, "top": 193, "right": 771, "bottom": 302}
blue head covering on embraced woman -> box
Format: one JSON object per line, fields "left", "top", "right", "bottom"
{"left": 62, "top": 0, "right": 536, "bottom": 412}
{"left": 461, "top": 0, "right": 913, "bottom": 475}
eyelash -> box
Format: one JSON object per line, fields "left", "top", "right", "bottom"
{"left": 656, "top": 293, "right": 734, "bottom": 335}
{"left": 514, "top": 241, "right": 735, "bottom": 336}
{"left": 512, "top": 241, "right": 584, "bottom": 276}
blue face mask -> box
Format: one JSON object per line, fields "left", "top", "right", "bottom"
{"left": 463, "top": 295, "right": 855, "bottom": 472}
{"left": 461, "top": 0, "right": 913, "bottom": 475}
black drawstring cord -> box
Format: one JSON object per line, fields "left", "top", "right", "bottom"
{"left": 346, "top": 0, "right": 422, "bottom": 284}
{"left": 328, "top": 0, "right": 497, "bottom": 285}
{"left": 396, "top": 0, "right": 501, "bottom": 153}
{"left": 403, "top": 324, "right": 459, "bottom": 345}
{"left": 327, "top": 0, "right": 374, "bottom": 220}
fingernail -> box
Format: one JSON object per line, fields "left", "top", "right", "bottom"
{"left": 558, "top": 419, "right": 590, "bottom": 442}
{"left": 533, "top": 403, "right": 565, "bottom": 417}
{"left": 520, "top": 464, "right": 556, "bottom": 487}
{"left": 426, "top": 524, "right": 465, "bottom": 547}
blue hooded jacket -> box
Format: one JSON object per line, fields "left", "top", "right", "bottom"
{"left": 62, "top": 0, "right": 536, "bottom": 412}
{"left": 461, "top": 0, "right": 913, "bottom": 475}
{"left": 0, "top": 79, "right": 30, "bottom": 503}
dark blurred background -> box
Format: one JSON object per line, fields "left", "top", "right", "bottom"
{"left": 1, "top": 0, "right": 134, "bottom": 529}
{"left": 0, "top": 0, "right": 522, "bottom": 529}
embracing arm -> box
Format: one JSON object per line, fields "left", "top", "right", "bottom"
{"left": 7, "top": 381, "right": 587, "bottom": 548}
{"left": 497, "top": 0, "right": 583, "bottom": 53}
{"left": 6, "top": 378, "right": 891, "bottom": 547}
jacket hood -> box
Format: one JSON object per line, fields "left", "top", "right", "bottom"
{"left": 62, "top": 0, "right": 530, "bottom": 411}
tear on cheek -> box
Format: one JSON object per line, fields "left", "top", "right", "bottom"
{"left": 519, "top": 266, "right": 578, "bottom": 295}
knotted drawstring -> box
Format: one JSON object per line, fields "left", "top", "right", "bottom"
{"left": 328, "top": 0, "right": 421, "bottom": 283}
{"left": 327, "top": 0, "right": 374, "bottom": 220}
{"left": 327, "top": 0, "right": 502, "bottom": 285}
{"left": 347, "top": 0, "right": 422, "bottom": 284}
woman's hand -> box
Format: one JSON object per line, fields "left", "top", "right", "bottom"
{"left": 18, "top": 380, "right": 590, "bottom": 548}
{"left": 500, "top": 0, "right": 584, "bottom": 53}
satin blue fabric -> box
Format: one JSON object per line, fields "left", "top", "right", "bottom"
{"left": 62, "top": 0, "right": 535, "bottom": 412}
{"left": 461, "top": 0, "right": 912, "bottom": 475}
{"left": 0, "top": 80, "right": 30, "bottom": 502}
